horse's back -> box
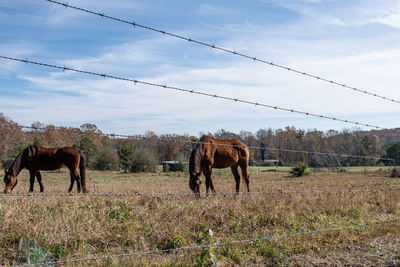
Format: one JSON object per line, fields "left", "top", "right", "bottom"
{"left": 199, "top": 136, "right": 249, "bottom": 168}
{"left": 31, "top": 146, "right": 81, "bottom": 170}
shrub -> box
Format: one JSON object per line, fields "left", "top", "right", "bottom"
{"left": 93, "top": 146, "right": 120, "bottom": 171}
{"left": 175, "top": 155, "right": 189, "bottom": 172}
{"left": 174, "top": 161, "right": 186, "bottom": 172}
{"left": 129, "top": 148, "right": 158, "bottom": 173}
{"left": 290, "top": 162, "right": 308, "bottom": 177}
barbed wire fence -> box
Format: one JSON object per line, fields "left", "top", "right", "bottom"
{"left": 0, "top": 187, "right": 399, "bottom": 198}
{"left": 0, "top": 85, "right": 397, "bottom": 264}
{"left": 1, "top": 3, "right": 399, "bottom": 266}
{"left": 0, "top": 55, "right": 384, "bottom": 129}
{"left": 46, "top": 0, "right": 400, "bottom": 105}
{"left": 1, "top": 55, "right": 394, "bottom": 176}
{"left": 10, "top": 218, "right": 399, "bottom": 267}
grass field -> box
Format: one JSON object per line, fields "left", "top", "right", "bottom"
{"left": 1, "top": 167, "right": 399, "bottom": 266}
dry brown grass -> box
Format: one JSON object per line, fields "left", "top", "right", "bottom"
{"left": 1, "top": 168, "right": 399, "bottom": 266}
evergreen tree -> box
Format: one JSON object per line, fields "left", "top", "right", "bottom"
{"left": 118, "top": 145, "right": 135, "bottom": 173}
{"left": 74, "top": 137, "right": 97, "bottom": 166}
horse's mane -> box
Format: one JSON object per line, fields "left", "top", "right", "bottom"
{"left": 8, "top": 149, "right": 24, "bottom": 176}
{"left": 189, "top": 137, "right": 207, "bottom": 175}
{"left": 8, "top": 145, "right": 37, "bottom": 176}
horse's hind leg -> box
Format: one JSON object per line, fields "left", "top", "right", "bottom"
{"left": 240, "top": 163, "right": 250, "bottom": 192}
{"left": 231, "top": 165, "right": 241, "bottom": 194}
{"left": 75, "top": 175, "right": 82, "bottom": 193}
{"left": 35, "top": 171, "right": 44, "bottom": 192}
{"left": 70, "top": 169, "right": 81, "bottom": 193}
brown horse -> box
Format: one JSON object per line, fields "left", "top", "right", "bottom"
{"left": 3, "top": 145, "right": 88, "bottom": 194}
{"left": 189, "top": 135, "right": 250, "bottom": 196}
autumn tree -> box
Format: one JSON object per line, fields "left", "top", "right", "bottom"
{"left": 0, "top": 113, "right": 26, "bottom": 167}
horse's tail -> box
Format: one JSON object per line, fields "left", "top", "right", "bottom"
{"left": 79, "top": 152, "right": 88, "bottom": 193}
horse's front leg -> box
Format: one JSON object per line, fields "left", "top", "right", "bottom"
{"left": 35, "top": 171, "right": 44, "bottom": 192}
{"left": 203, "top": 168, "right": 215, "bottom": 195}
{"left": 29, "top": 170, "right": 35, "bottom": 192}
{"left": 203, "top": 170, "right": 210, "bottom": 195}
{"left": 209, "top": 175, "right": 216, "bottom": 194}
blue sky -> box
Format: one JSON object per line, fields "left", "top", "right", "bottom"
{"left": 1, "top": 0, "right": 400, "bottom": 136}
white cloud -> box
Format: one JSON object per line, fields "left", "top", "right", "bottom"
{"left": 269, "top": 0, "right": 400, "bottom": 28}
{"left": 6, "top": 42, "right": 400, "bottom": 134}
{"left": 194, "top": 3, "right": 234, "bottom": 16}
{"left": 373, "top": 2, "right": 400, "bottom": 28}
{"left": 2, "top": 0, "right": 400, "bottom": 135}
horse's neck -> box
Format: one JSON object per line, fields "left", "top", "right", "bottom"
{"left": 194, "top": 145, "right": 203, "bottom": 172}
{"left": 10, "top": 152, "right": 24, "bottom": 176}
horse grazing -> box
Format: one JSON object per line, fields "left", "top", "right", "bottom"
{"left": 189, "top": 135, "right": 250, "bottom": 196}
{"left": 3, "top": 145, "right": 88, "bottom": 194}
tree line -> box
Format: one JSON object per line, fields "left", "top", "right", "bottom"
{"left": 1, "top": 113, "right": 400, "bottom": 172}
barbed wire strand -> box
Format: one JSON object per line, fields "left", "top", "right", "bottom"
{"left": 5, "top": 123, "right": 393, "bottom": 162}
{"left": 11, "top": 218, "right": 398, "bottom": 267}
{"left": 45, "top": 0, "right": 400, "bottom": 105}
{"left": 1, "top": 187, "right": 399, "bottom": 198}
{"left": 0, "top": 56, "right": 384, "bottom": 131}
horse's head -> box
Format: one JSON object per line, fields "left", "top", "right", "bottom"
{"left": 4, "top": 169, "right": 17, "bottom": 194}
{"left": 189, "top": 172, "right": 201, "bottom": 195}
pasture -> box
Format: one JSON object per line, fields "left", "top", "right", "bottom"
{"left": 1, "top": 167, "right": 399, "bottom": 266}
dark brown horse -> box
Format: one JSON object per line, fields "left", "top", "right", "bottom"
{"left": 189, "top": 135, "right": 250, "bottom": 196}
{"left": 3, "top": 145, "right": 88, "bottom": 194}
